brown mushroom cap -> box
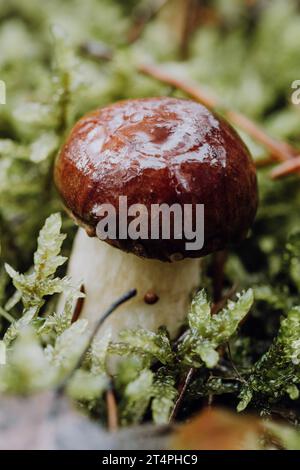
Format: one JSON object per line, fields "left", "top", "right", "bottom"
{"left": 54, "top": 97, "right": 258, "bottom": 261}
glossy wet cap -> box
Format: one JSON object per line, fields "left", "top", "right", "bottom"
{"left": 55, "top": 97, "right": 258, "bottom": 261}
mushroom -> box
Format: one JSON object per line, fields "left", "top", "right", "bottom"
{"left": 54, "top": 97, "right": 258, "bottom": 338}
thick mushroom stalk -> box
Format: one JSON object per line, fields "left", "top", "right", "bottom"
{"left": 55, "top": 97, "right": 258, "bottom": 339}
{"left": 65, "top": 228, "right": 200, "bottom": 338}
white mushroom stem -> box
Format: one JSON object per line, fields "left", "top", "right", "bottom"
{"left": 63, "top": 228, "right": 201, "bottom": 339}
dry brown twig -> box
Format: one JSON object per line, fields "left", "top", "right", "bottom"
{"left": 169, "top": 368, "right": 195, "bottom": 422}
{"left": 56, "top": 289, "right": 137, "bottom": 395}
{"left": 71, "top": 284, "right": 85, "bottom": 323}
{"left": 106, "top": 382, "right": 119, "bottom": 432}
{"left": 138, "top": 62, "right": 300, "bottom": 176}
{"left": 270, "top": 155, "right": 300, "bottom": 180}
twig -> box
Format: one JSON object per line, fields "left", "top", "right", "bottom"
{"left": 271, "top": 155, "right": 300, "bottom": 180}
{"left": 138, "top": 62, "right": 300, "bottom": 164}
{"left": 138, "top": 62, "right": 217, "bottom": 107}
{"left": 56, "top": 288, "right": 137, "bottom": 395}
{"left": 106, "top": 381, "right": 119, "bottom": 432}
{"left": 71, "top": 284, "right": 85, "bottom": 323}
{"left": 226, "top": 110, "right": 298, "bottom": 162}
{"left": 169, "top": 367, "right": 195, "bottom": 422}
{"left": 254, "top": 155, "right": 276, "bottom": 168}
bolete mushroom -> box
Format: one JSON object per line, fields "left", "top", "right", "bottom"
{"left": 54, "top": 97, "right": 258, "bottom": 338}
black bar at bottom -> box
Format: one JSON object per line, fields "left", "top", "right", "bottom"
{"left": 0, "top": 450, "right": 299, "bottom": 466}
